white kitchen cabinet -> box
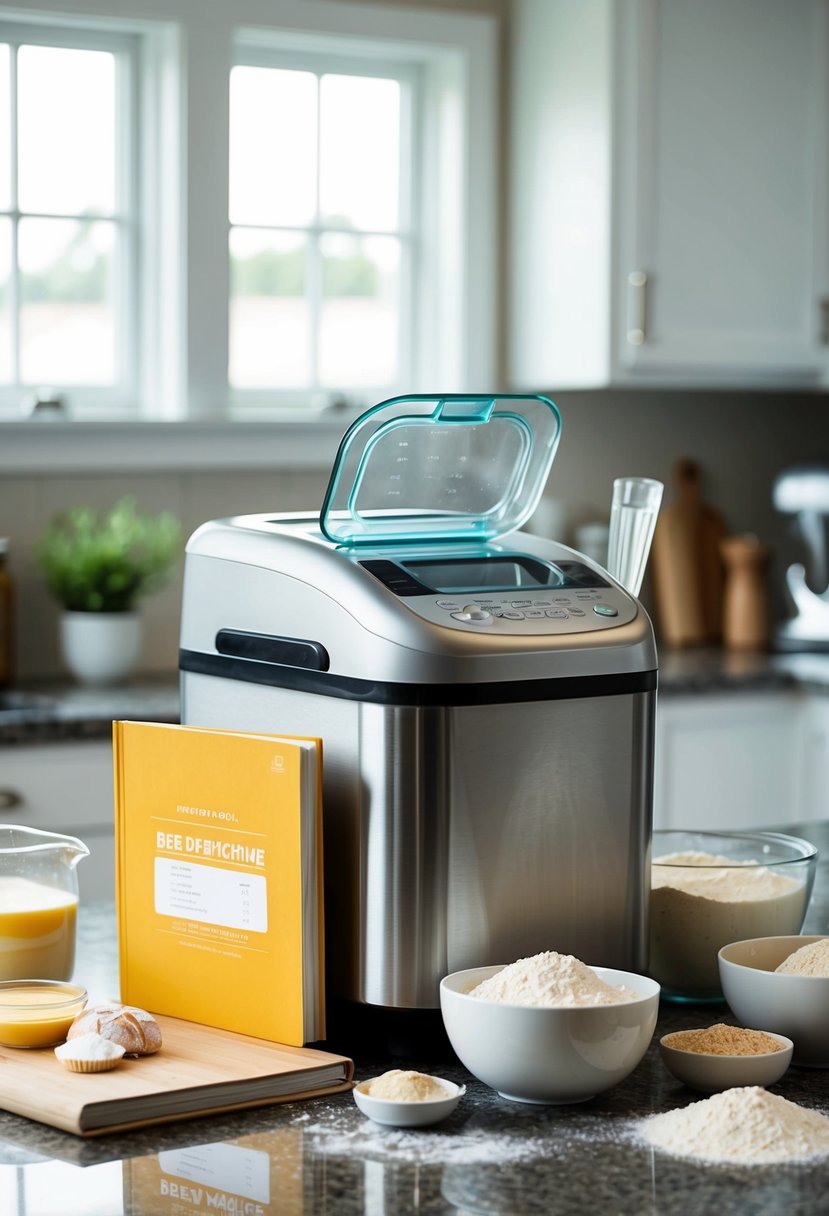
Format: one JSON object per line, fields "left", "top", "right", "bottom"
{"left": 799, "top": 694, "right": 829, "bottom": 822}
{"left": 653, "top": 691, "right": 819, "bottom": 832}
{"left": 0, "top": 741, "right": 115, "bottom": 902}
{"left": 509, "top": 0, "right": 829, "bottom": 389}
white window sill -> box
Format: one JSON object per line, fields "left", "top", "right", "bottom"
{"left": 0, "top": 415, "right": 358, "bottom": 474}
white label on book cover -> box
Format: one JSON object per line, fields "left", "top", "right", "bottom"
{"left": 154, "top": 858, "right": 268, "bottom": 932}
{"left": 159, "top": 1142, "right": 270, "bottom": 1204}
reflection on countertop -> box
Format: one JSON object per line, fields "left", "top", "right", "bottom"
{"left": 0, "top": 820, "right": 827, "bottom": 1215}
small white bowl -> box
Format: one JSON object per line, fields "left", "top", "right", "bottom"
{"left": 719, "top": 935, "right": 829, "bottom": 1067}
{"left": 659, "top": 1028, "right": 793, "bottom": 1092}
{"left": 440, "top": 964, "right": 659, "bottom": 1104}
{"left": 352, "top": 1076, "right": 466, "bottom": 1127}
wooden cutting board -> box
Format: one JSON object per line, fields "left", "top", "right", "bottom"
{"left": 0, "top": 1014, "right": 353, "bottom": 1137}
{"left": 651, "top": 458, "right": 726, "bottom": 647}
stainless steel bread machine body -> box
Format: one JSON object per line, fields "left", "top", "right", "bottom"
{"left": 179, "top": 395, "right": 657, "bottom": 1011}
{"left": 179, "top": 517, "right": 657, "bottom": 1011}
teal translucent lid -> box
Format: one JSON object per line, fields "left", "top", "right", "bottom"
{"left": 320, "top": 394, "right": 561, "bottom": 546}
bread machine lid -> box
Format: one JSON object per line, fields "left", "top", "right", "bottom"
{"left": 320, "top": 394, "right": 562, "bottom": 546}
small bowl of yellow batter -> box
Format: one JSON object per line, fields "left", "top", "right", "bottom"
{"left": 0, "top": 980, "right": 87, "bottom": 1048}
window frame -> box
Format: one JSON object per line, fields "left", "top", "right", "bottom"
{"left": 0, "top": 0, "right": 498, "bottom": 472}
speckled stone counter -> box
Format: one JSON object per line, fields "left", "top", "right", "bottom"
{"left": 0, "top": 677, "right": 179, "bottom": 743}
{"left": 658, "top": 648, "right": 829, "bottom": 698}
{"left": 0, "top": 822, "right": 828, "bottom": 1215}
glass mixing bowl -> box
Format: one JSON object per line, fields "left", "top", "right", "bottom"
{"left": 648, "top": 830, "right": 817, "bottom": 1003}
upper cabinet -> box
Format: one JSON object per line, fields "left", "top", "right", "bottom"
{"left": 508, "top": 0, "right": 829, "bottom": 389}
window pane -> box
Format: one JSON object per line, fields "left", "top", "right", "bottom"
{"left": 319, "top": 232, "right": 399, "bottom": 388}
{"left": 0, "top": 45, "right": 10, "bottom": 212}
{"left": 0, "top": 216, "right": 12, "bottom": 381}
{"left": 229, "top": 67, "right": 317, "bottom": 227}
{"left": 229, "top": 227, "right": 310, "bottom": 388}
{"left": 19, "top": 217, "right": 115, "bottom": 384}
{"left": 320, "top": 75, "right": 400, "bottom": 232}
{"left": 18, "top": 46, "right": 115, "bottom": 216}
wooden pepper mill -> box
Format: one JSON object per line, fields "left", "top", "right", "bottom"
{"left": 720, "top": 533, "right": 771, "bottom": 651}
{"left": 650, "top": 458, "right": 726, "bottom": 647}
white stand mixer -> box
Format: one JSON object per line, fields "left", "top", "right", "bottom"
{"left": 774, "top": 466, "right": 829, "bottom": 651}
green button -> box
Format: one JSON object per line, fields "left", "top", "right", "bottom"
{"left": 593, "top": 603, "right": 618, "bottom": 617}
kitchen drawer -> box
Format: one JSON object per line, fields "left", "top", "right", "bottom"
{"left": 0, "top": 740, "right": 115, "bottom": 902}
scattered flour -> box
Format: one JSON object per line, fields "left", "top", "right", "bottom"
{"left": 776, "top": 938, "right": 829, "bottom": 977}
{"left": 295, "top": 1106, "right": 562, "bottom": 1166}
{"left": 366, "top": 1070, "right": 450, "bottom": 1102}
{"left": 639, "top": 1086, "right": 829, "bottom": 1165}
{"left": 466, "top": 951, "right": 634, "bottom": 1007}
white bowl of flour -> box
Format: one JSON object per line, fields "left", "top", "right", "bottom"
{"left": 649, "top": 830, "right": 817, "bottom": 1001}
{"left": 719, "top": 935, "right": 829, "bottom": 1066}
{"left": 439, "top": 951, "right": 659, "bottom": 1104}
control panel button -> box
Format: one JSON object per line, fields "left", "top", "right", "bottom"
{"left": 501, "top": 610, "right": 525, "bottom": 620}
{"left": 545, "top": 609, "right": 567, "bottom": 619}
{"left": 593, "top": 603, "right": 619, "bottom": 618}
{"left": 451, "top": 605, "right": 494, "bottom": 624}
{"left": 436, "top": 600, "right": 462, "bottom": 611}
{"left": 524, "top": 608, "right": 547, "bottom": 619}
{"left": 569, "top": 608, "right": 586, "bottom": 616}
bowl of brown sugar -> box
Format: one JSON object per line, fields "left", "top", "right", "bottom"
{"left": 659, "top": 1023, "right": 793, "bottom": 1092}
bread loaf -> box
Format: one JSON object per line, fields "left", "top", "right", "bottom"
{"left": 67, "top": 1003, "right": 162, "bottom": 1056}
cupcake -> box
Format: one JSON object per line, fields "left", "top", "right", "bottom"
{"left": 55, "top": 1031, "right": 126, "bottom": 1073}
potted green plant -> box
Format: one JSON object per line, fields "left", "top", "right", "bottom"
{"left": 37, "top": 498, "right": 182, "bottom": 685}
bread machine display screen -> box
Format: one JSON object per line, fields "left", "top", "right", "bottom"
{"left": 402, "top": 556, "right": 608, "bottom": 594}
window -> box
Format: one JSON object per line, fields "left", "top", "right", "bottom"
{"left": 0, "top": 25, "right": 136, "bottom": 413}
{"left": 1, "top": 1, "right": 497, "bottom": 471}
{"left": 229, "top": 58, "right": 413, "bottom": 404}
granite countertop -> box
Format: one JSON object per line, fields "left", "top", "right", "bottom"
{"left": 0, "top": 677, "right": 180, "bottom": 743}
{"left": 3, "top": 648, "right": 829, "bottom": 747}
{"left": 0, "top": 822, "right": 828, "bottom": 1214}
{"left": 658, "top": 648, "right": 829, "bottom": 697}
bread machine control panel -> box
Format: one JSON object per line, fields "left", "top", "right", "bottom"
{"left": 358, "top": 556, "right": 637, "bottom": 634}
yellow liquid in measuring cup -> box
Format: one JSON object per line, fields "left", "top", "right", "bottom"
{"left": 0, "top": 876, "right": 78, "bottom": 981}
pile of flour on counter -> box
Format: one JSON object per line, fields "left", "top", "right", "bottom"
{"left": 639, "top": 1087, "right": 829, "bottom": 1165}
{"left": 467, "top": 951, "right": 633, "bottom": 1007}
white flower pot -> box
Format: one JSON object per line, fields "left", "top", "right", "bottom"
{"left": 60, "top": 611, "right": 142, "bottom": 686}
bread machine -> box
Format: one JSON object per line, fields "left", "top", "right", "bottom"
{"left": 179, "top": 395, "right": 657, "bottom": 1015}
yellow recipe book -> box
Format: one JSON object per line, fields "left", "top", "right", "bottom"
{"left": 113, "top": 721, "right": 324, "bottom": 1046}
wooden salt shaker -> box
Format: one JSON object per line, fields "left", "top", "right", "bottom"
{"left": 720, "top": 534, "right": 771, "bottom": 651}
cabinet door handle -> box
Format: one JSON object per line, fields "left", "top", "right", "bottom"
{"left": 819, "top": 297, "right": 829, "bottom": 345}
{"left": 627, "top": 270, "right": 649, "bottom": 346}
{"left": 0, "top": 788, "right": 23, "bottom": 811}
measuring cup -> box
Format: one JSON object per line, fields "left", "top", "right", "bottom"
{"left": 0, "top": 825, "right": 89, "bottom": 980}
